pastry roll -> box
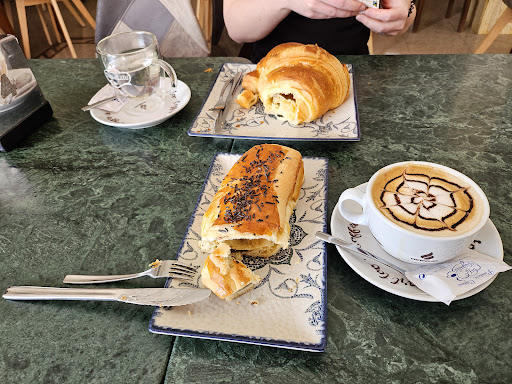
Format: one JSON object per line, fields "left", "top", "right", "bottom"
{"left": 201, "top": 243, "right": 261, "bottom": 301}
{"left": 236, "top": 42, "right": 350, "bottom": 125}
{"left": 200, "top": 144, "right": 304, "bottom": 258}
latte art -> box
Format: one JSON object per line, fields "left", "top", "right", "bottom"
{"left": 371, "top": 165, "right": 485, "bottom": 237}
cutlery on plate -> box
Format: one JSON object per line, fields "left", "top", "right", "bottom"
{"left": 214, "top": 71, "right": 243, "bottom": 133}
{"left": 63, "top": 260, "right": 197, "bottom": 284}
{"left": 2, "top": 286, "right": 211, "bottom": 306}
{"left": 81, "top": 95, "right": 125, "bottom": 111}
{"left": 315, "top": 231, "right": 407, "bottom": 274}
{"left": 209, "top": 74, "right": 236, "bottom": 111}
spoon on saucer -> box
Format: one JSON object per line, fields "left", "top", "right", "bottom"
{"left": 315, "top": 231, "right": 408, "bottom": 274}
{"left": 81, "top": 94, "right": 126, "bottom": 111}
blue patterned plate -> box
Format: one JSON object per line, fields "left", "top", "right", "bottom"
{"left": 149, "top": 153, "right": 328, "bottom": 351}
{"left": 188, "top": 63, "right": 360, "bottom": 141}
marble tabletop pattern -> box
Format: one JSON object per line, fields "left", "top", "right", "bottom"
{"left": 0, "top": 55, "right": 511, "bottom": 384}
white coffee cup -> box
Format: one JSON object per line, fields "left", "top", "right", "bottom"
{"left": 96, "top": 31, "right": 177, "bottom": 100}
{"left": 338, "top": 161, "right": 490, "bottom": 264}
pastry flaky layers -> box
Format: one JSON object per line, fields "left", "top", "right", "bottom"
{"left": 200, "top": 144, "right": 305, "bottom": 300}
{"left": 236, "top": 42, "right": 351, "bottom": 125}
{"left": 200, "top": 243, "right": 261, "bottom": 301}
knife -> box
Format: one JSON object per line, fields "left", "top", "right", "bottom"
{"left": 214, "top": 71, "right": 243, "bottom": 133}
{"left": 2, "top": 286, "right": 211, "bottom": 306}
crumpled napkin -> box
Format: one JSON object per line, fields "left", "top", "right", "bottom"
{"left": 360, "top": 0, "right": 380, "bottom": 8}
{"left": 404, "top": 249, "right": 511, "bottom": 305}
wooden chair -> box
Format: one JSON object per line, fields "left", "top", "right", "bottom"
{"left": 413, "top": 0, "right": 473, "bottom": 33}
{"left": 211, "top": 0, "right": 223, "bottom": 45}
{"left": 195, "top": 0, "right": 224, "bottom": 47}
{"left": 474, "top": 0, "right": 512, "bottom": 53}
{"left": 7, "top": 0, "right": 95, "bottom": 58}
{"left": 446, "top": 0, "right": 473, "bottom": 32}
{"left": 195, "top": 0, "right": 212, "bottom": 44}
{"left": 0, "top": 0, "right": 15, "bottom": 35}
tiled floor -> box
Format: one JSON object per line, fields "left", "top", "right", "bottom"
{"left": 3, "top": 0, "right": 511, "bottom": 59}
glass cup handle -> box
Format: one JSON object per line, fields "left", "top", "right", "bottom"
{"left": 338, "top": 188, "right": 368, "bottom": 225}
{"left": 156, "top": 59, "right": 177, "bottom": 89}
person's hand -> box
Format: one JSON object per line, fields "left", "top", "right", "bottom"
{"left": 355, "top": 0, "right": 414, "bottom": 35}
{"left": 287, "top": 0, "right": 367, "bottom": 19}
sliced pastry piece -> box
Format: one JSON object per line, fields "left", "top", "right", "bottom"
{"left": 201, "top": 243, "right": 261, "bottom": 301}
{"left": 236, "top": 89, "right": 259, "bottom": 109}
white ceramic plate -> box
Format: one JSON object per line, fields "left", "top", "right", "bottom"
{"left": 90, "top": 79, "right": 191, "bottom": 129}
{"left": 0, "top": 68, "right": 37, "bottom": 113}
{"left": 188, "top": 63, "right": 360, "bottom": 141}
{"left": 150, "top": 153, "right": 329, "bottom": 351}
{"left": 331, "top": 183, "right": 504, "bottom": 302}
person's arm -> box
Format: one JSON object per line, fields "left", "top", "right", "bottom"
{"left": 355, "top": 0, "right": 416, "bottom": 36}
{"left": 224, "top": 0, "right": 368, "bottom": 44}
{"left": 223, "top": 0, "right": 290, "bottom": 43}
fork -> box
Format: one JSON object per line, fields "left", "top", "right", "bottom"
{"left": 209, "top": 74, "right": 237, "bottom": 110}
{"left": 63, "top": 260, "right": 197, "bottom": 284}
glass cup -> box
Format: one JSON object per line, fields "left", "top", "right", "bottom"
{"left": 96, "top": 31, "right": 177, "bottom": 100}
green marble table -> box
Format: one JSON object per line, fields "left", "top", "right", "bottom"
{"left": 1, "top": 55, "right": 511, "bottom": 384}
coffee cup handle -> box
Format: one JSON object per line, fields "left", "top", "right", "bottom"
{"left": 157, "top": 59, "right": 177, "bottom": 90}
{"left": 338, "top": 188, "right": 368, "bottom": 226}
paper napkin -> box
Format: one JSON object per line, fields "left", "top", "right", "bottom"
{"left": 360, "top": 0, "right": 380, "bottom": 8}
{"left": 405, "top": 249, "right": 511, "bottom": 305}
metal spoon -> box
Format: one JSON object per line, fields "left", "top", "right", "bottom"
{"left": 81, "top": 95, "right": 123, "bottom": 111}
{"left": 315, "top": 231, "right": 407, "bottom": 274}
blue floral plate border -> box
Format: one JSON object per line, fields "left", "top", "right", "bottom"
{"left": 188, "top": 63, "right": 360, "bottom": 141}
{"left": 149, "top": 153, "right": 329, "bottom": 352}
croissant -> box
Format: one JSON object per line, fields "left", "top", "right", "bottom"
{"left": 236, "top": 42, "right": 350, "bottom": 125}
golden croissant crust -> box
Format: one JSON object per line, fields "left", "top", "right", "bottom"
{"left": 236, "top": 42, "right": 350, "bottom": 125}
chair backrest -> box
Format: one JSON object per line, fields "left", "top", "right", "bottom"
{"left": 95, "top": 0, "right": 210, "bottom": 57}
{"left": 211, "top": 0, "right": 224, "bottom": 46}
{"left": 0, "top": 3, "right": 15, "bottom": 36}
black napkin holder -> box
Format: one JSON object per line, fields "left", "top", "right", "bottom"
{"left": 0, "top": 34, "right": 53, "bottom": 152}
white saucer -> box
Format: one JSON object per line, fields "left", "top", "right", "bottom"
{"left": 90, "top": 79, "right": 191, "bottom": 129}
{"left": 331, "top": 183, "right": 504, "bottom": 302}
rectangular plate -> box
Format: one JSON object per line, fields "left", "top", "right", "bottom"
{"left": 188, "top": 63, "right": 360, "bottom": 141}
{"left": 149, "top": 153, "right": 329, "bottom": 352}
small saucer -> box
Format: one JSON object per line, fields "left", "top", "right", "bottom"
{"left": 90, "top": 79, "right": 191, "bottom": 129}
{"left": 331, "top": 183, "right": 504, "bottom": 302}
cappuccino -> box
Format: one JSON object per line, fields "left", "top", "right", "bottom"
{"left": 371, "top": 163, "right": 486, "bottom": 237}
